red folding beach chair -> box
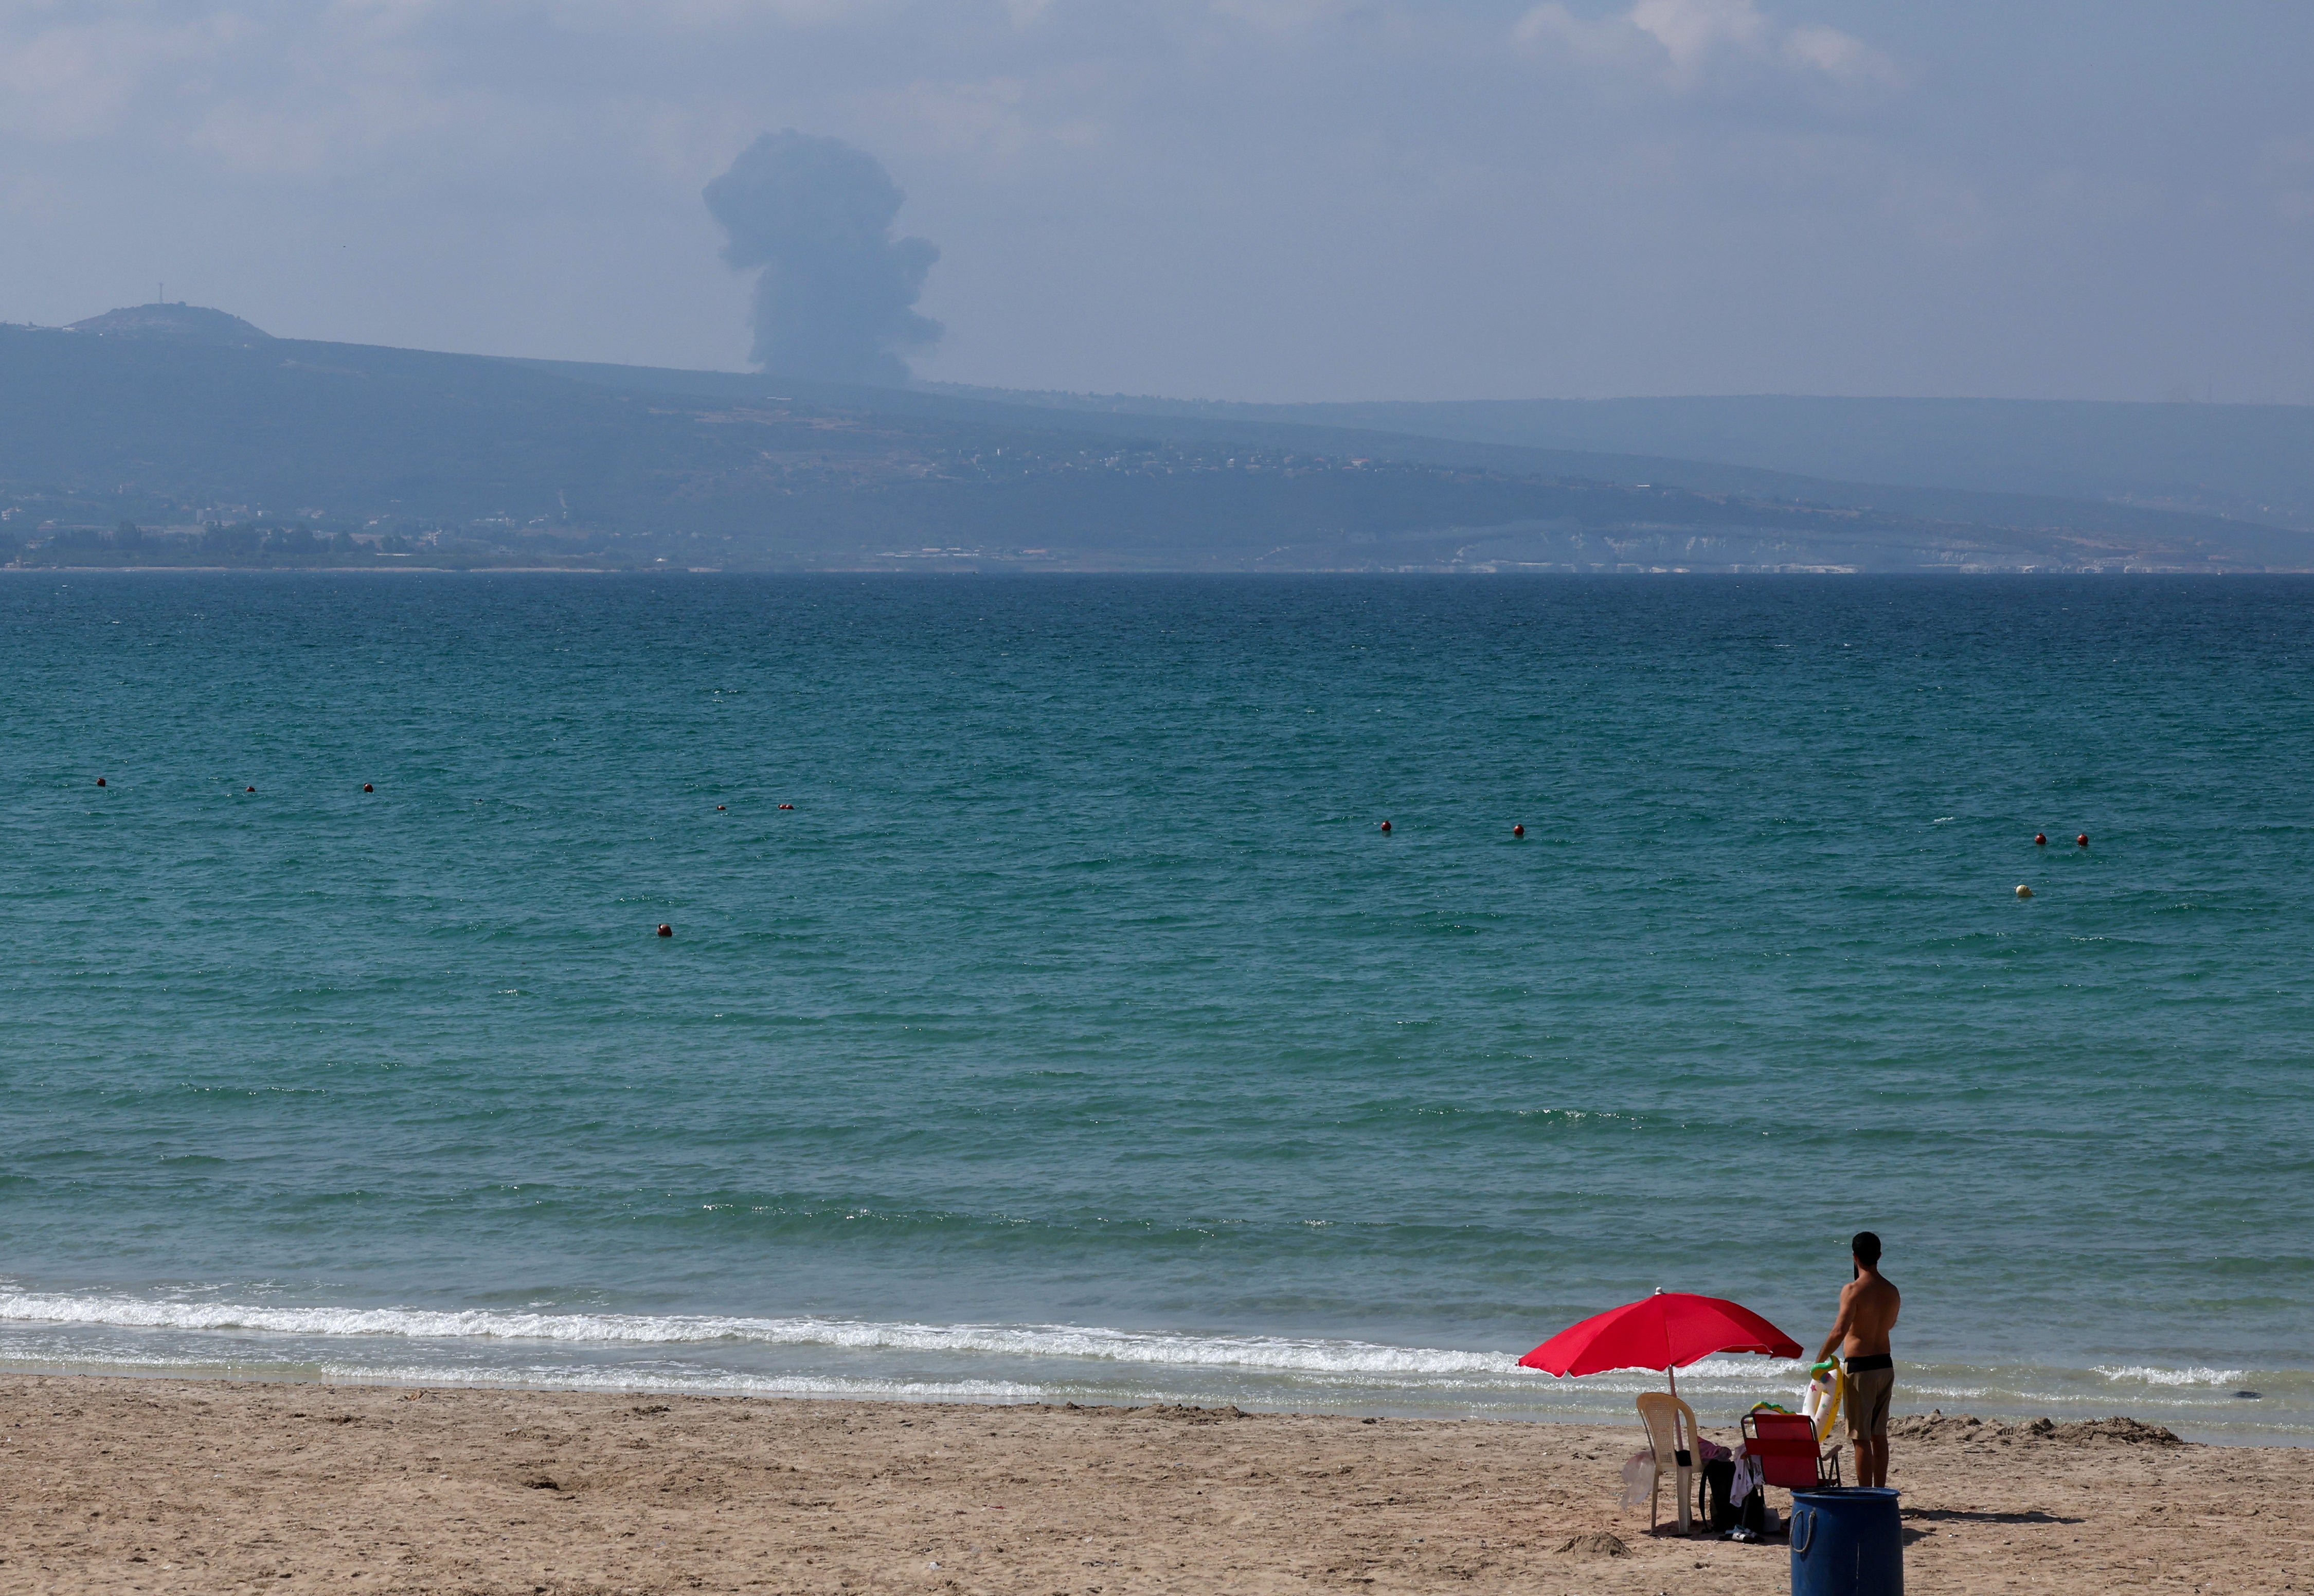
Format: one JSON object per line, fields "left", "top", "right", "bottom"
{"left": 1742, "top": 1409, "right": 1841, "bottom": 1490}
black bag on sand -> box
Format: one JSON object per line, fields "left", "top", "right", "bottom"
{"left": 1699, "top": 1458, "right": 1737, "bottom": 1532}
{"left": 1739, "top": 1481, "right": 1768, "bottom": 1535}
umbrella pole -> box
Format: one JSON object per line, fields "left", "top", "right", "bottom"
{"left": 1664, "top": 1366, "right": 1693, "bottom": 1534}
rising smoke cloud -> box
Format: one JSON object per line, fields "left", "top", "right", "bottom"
{"left": 704, "top": 131, "right": 942, "bottom": 385}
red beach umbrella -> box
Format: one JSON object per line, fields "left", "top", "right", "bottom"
{"left": 1520, "top": 1288, "right": 1801, "bottom": 1401}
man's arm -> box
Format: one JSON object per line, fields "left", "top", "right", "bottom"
{"left": 1816, "top": 1284, "right": 1855, "bottom": 1362}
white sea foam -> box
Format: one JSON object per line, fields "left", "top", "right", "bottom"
{"left": 1651, "top": 1357, "right": 1806, "bottom": 1381}
{"left": 0, "top": 1293, "right": 1851, "bottom": 1390}
{"left": 0, "top": 1292, "right": 1528, "bottom": 1380}
{"left": 0, "top": 1344, "right": 1041, "bottom": 1403}
{"left": 2092, "top": 1365, "right": 2249, "bottom": 1387}
{"left": 16, "top": 1293, "right": 2270, "bottom": 1420}
{"left": 313, "top": 1366, "right": 1051, "bottom": 1402}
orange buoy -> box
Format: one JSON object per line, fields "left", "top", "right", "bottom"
{"left": 1512, "top": 824, "right": 1524, "bottom": 837}
{"left": 94, "top": 777, "right": 106, "bottom": 787}
{"left": 2076, "top": 834, "right": 2089, "bottom": 847}
{"left": 657, "top": 923, "right": 673, "bottom": 938}
{"left": 778, "top": 803, "right": 794, "bottom": 811}
{"left": 2033, "top": 833, "right": 2046, "bottom": 846}
{"left": 363, "top": 783, "right": 374, "bottom": 793}
{"left": 716, "top": 804, "right": 726, "bottom": 811}
{"left": 245, "top": 785, "right": 256, "bottom": 793}
{"left": 1378, "top": 819, "right": 1392, "bottom": 833}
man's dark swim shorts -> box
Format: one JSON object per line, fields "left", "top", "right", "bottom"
{"left": 1845, "top": 1354, "right": 1895, "bottom": 1440}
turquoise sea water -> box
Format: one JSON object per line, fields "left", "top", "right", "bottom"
{"left": 4, "top": 573, "right": 2309, "bottom": 1442}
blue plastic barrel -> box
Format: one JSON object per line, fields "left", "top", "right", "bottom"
{"left": 1790, "top": 1487, "right": 1902, "bottom": 1596}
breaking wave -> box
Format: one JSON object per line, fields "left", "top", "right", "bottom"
{"left": 0, "top": 1292, "right": 1533, "bottom": 1380}
{"left": 2092, "top": 1365, "right": 2249, "bottom": 1387}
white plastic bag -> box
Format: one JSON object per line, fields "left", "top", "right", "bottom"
{"left": 1618, "top": 1449, "right": 1657, "bottom": 1509}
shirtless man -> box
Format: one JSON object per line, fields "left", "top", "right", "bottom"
{"left": 1817, "top": 1230, "right": 1900, "bottom": 1489}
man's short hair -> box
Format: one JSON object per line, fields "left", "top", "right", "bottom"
{"left": 1852, "top": 1231, "right": 1882, "bottom": 1267}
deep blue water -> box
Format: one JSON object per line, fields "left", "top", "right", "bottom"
{"left": 3, "top": 573, "right": 2309, "bottom": 1440}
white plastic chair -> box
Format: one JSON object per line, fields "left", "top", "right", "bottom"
{"left": 1635, "top": 1392, "right": 1700, "bottom": 1533}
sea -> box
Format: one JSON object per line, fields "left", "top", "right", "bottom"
{"left": 4, "top": 572, "right": 2309, "bottom": 1445}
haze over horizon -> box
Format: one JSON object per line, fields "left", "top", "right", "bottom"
{"left": 3, "top": 2, "right": 2310, "bottom": 405}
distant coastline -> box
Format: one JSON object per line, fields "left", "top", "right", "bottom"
{"left": 5, "top": 557, "right": 638, "bottom": 573}
{"left": 7, "top": 558, "right": 2300, "bottom": 576}
{"left": 9, "top": 318, "right": 2313, "bottom": 575}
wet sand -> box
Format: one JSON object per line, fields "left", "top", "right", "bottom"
{"left": 3, "top": 1375, "right": 2303, "bottom": 1594}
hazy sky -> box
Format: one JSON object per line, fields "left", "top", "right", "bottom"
{"left": 3, "top": 1, "right": 2309, "bottom": 402}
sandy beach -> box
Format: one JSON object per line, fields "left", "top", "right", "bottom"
{"left": 2, "top": 1376, "right": 2303, "bottom": 1595}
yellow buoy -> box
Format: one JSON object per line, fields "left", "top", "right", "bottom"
{"left": 2015, "top": 885, "right": 2033, "bottom": 899}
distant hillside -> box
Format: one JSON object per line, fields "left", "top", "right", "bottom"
{"left": 2, "top": 312, "right": 2310, "bottom": 572}
{"left": 925, "top": 386, "right": 2314, "bottom": 533}
{"left": 64, "top": 302, "right": 274, "bottom": 347}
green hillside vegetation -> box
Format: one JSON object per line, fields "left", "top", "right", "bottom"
{"left": 4, "top": 315, "right": 2310, "bottom": 572}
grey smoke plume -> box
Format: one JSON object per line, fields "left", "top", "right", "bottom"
{"left": 704, "top": 131, "right": 942, "bottom": 384}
